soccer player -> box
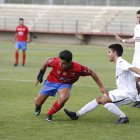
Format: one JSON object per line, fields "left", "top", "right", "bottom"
{"left": 115, "top": 10, "right": 140, "bottom": 108}
{"left": 34, "top": 50, "right": 108, "bottom": 122}
{"left": 13, "top": 18, "right": 30, "bottom": 66}
{"left": 64, "top": 44, "right": 140, "bottom": 124}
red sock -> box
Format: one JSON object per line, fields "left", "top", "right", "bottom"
{"left": 22, "top": 52, "right": 26, "bottom": 65}
{"left": 15, "top": 51, "right": 19, "bottom": 64}
{"left": 47, "top": 100, "right": 63, "bottom": 116}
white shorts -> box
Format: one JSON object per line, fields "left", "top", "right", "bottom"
{"left": 109, "top": 89, "right": 134, "bottom": 106}
{"left": 132, "top": 55, "right": 140, "bottom": 77}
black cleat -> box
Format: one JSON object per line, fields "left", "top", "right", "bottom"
{"left": 136, "top": 103, "right": 140, "bottom": 108}
{"left": 22, "top": 64, "right": 25, "bottom": 66}
{"left": 13, "top": 63, "right": 18, "bottom": 66}
{"left": 35, "top": 105, "right": 41, "bottom": 115}
{"left": 64, "top": 109, "right": 79, "bottom": 120}
{"left": 132, "top": 101, "right": 140, "bottom": 107}
{"left": 46, "top": 114, "right": 53, "bottom": 122}
{"left": 116, "top": 116, "right": 129, "bottom": 124}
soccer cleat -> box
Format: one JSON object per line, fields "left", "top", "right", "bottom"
{"left": 136, "top": 103, "right": 140, "bottom": 108}
{"left": 132, "top": 101, "right": 140, "bottom": 107}
{"left": 22, "top": 64, "right": 25, "bottom": 66}
{"left": 46, "top": 114, "right": 53, "bottom": 122}
{"left": 116, "top": 116, "right": 129, "bottom": 124}
{"left": 13, "top": 63, "right": 18, "bottom": 66}
{"left": 35, "top": 105, "right": 41, "bottom": 115}
{"left": 64, "top": 109, "right": 79, "bottom": 120}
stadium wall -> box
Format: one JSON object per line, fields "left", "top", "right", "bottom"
{"left": 27, "top": 32, "right": 133, "bottom": 46}
{"left": 0, "top": 30, "right": 133, "bottom": 46}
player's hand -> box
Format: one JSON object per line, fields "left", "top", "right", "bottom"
{"left": 35, "top": 81, "right": 39, "bottom": 86}
{"left": 100, "top": 87, "right": 109, "bottom": 96}
{"left": 27, "top": 38, "right": 31, "bottom": 43}
{"left": 115, "top": 34, "right": 122, "bottom": 42}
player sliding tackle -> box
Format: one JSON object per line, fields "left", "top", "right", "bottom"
{"left": 35, "top": 50, "right": 108, "bottom": 122}
{"left": 64, "top": 44, "right": 140, "bottom": 124}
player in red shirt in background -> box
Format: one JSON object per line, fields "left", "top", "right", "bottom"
{"left": 13, "top": 18, "right": 30, "bottom": 66}
{"left": 35, "top": 50, "right": 108, "bottom": 122}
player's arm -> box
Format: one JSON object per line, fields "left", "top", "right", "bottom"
{"left": 90, "top": 69, "right": 108, "bottom": 95}
{"left": 35, "top": 61, "right": 48, "bottom": 86}
{"left": 27, "top": 27, "right": 31, "bottom": 42}
{"left": 129, "top": 67, "right": 140, "bottom": 76}
{"left": 13, "top": 33, "right": 17, "bottom": 43}
{"left": 27, "top": 32, "right": 31, "bottom": 42}
{"left": 115, "top": 34, "right": 135, "bottom": 43}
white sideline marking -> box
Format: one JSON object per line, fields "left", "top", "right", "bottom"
{"left": 0, "top": 78, "right": 114, "bottom": 89}
{"left": 0, "top": 78, "right": 34, "bottom": 83}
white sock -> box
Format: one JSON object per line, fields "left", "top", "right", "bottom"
{"left": 103, "top": 103, "right": 126, "bottom": 118}
{"left": 136, "top": 94, "right": 140, "bottom": 101}
{"left": 76, "top": 99, "right": 99, "bottom": 117}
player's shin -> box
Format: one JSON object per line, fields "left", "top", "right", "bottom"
{"left": 15, "top": 50, "right": 19, "bottom": 64}
{"left": 22, "top": 51, "right": 26, "bottom": 65}
{"left": 76, "top": 99, "right": 99, "bottom": 117}
{"left": 103, "top": 103, "right": 126, "bottom": 118}
{"left": 47, "top": 100, "right": 63, "bottom": 116}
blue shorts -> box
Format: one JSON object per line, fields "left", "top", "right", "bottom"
{"left": 40, "top": 80, "right": 72, "bottom": 97}
{"left": 16, "top": 41, "right": 27, "bottom": 51}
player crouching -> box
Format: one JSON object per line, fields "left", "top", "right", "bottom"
{"left": 34, "top": 50, "right": 108, "bottom": 122}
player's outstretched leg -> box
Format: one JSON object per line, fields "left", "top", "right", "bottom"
{"left": 64, "top": 99, "right": 100, "bottom": 120}
{"left": 64, "top": 109, "right": 79, "bottom": 120}
{"left": 103, "top": 103, "right": 129, "bottom": 124}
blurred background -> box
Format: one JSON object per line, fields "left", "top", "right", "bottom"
{"left": 1, "top": 0, "right": 140, "bottom": 6}
{"left": 0, "top": 0, "right": 140, "bottom": 45}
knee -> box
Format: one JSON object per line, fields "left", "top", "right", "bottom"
{"left": 96, "top": 96, "right": 103, "bottom": 104}
{"left": 96, "top": 96, "right": 107, "bottom": 105}
{"left": 101, "top": 99, "right": 107, "bottom": 105}
{"left": 59, "top": 95, "right": 69, "bottom": 105}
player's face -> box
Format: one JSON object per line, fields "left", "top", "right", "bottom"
{"left": 19, "top": 20, "right": 24, "bottom": 26}
{"left": 60, "top": 60, "right": 71, "bottom": 70}
{"left": 137, "top": 14, "right": 140, "bottom": 23}
{"left": 108, "top": 49, "right": 115, "bottom": 62}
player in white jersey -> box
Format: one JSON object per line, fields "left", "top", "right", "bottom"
{"left": 64, "top": 44, "right": 140, "bottom": 124}
{"left": 115, "top": 10, "right": 140, "bottom": 108}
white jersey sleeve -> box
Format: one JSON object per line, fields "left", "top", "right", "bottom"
{"left": 117, "top": 58, "right": 132, "bottom": 71}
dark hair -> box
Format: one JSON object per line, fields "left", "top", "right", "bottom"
{"left": 137, "top": 10, "right": 140, "bottom": 14}
{"left": 59, "top": 50, "right": 73, "bottom": 63}
{"left": 19, "top": 18, "right": 24, "bottom": 21}
{"left": 108, "top": 43, "right": 123, "bottom": 56}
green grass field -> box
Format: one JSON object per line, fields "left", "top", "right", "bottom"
{"left": 0, "top": 41, "right": 140, "bottom": 140}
